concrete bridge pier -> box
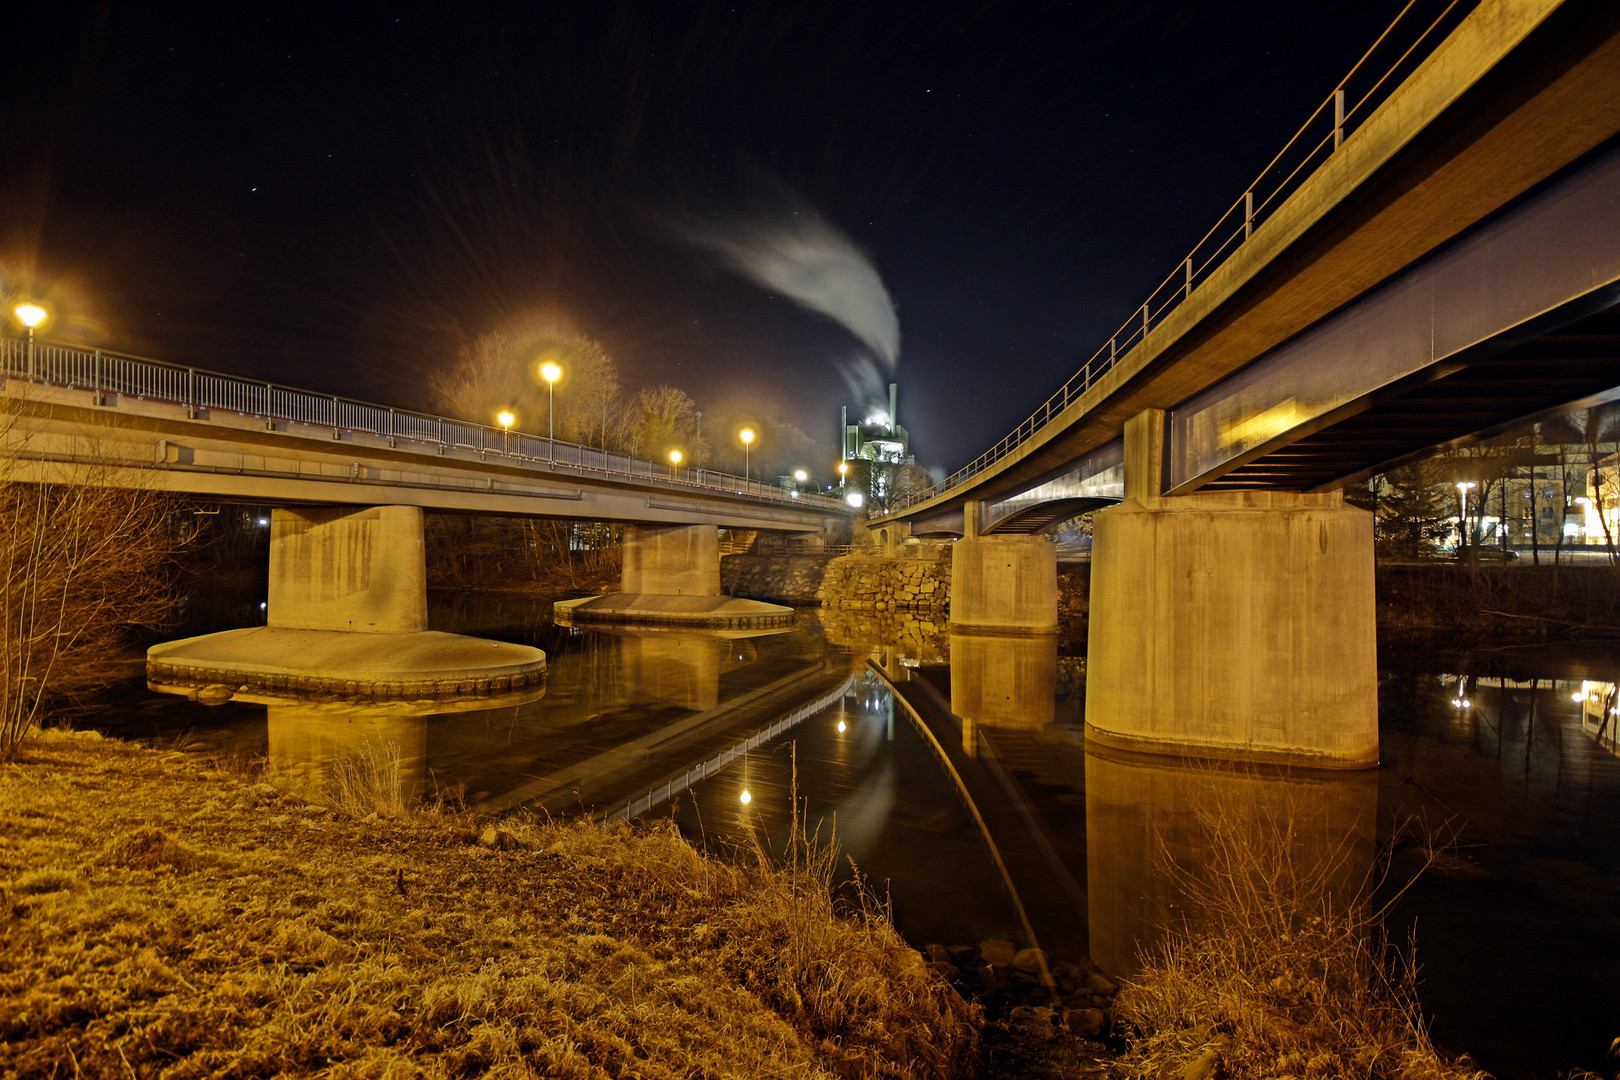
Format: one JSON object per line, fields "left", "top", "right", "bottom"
{"left": 148, "top": 504, "right": 547, "bottom": 699}
{"left": 949, "top": 504, "right": 1059, "bottom": 634}
{"left": 1084, "top": 411, "right": 1378, "bottom": 768}
{"left": 554, "top": 524, "right": 795, "bottom": 629}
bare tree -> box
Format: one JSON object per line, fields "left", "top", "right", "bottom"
{"left": 1, "top": 403, "right": 189, "bottom": 758}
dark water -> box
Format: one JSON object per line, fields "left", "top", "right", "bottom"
{"left": 90, "top": 593, "right": 1620, "bottom": 1079}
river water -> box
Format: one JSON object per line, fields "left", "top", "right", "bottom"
{"left": 90, "top": 592, "right": 1620, "bottom": 1079}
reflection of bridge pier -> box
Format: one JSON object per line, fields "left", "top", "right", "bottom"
{"left": 266, "top": 701, "right": 432, "bottom": 803}
{"left": 1085, "top": 746, "right": 1377, "bottom": 977}
{"left": 949, "top": 632, "right": 1057, "bottom": 755}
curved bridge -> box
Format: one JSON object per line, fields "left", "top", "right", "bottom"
{"left": 875, "top": 0, "right": 1620, "bottom": 769}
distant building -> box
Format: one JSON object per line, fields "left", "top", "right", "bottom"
{"left": 840, "top": 383, "right": 925, "bottom": 510}
{"left": 841, "top": 383, "right": 911, "bottom": 464}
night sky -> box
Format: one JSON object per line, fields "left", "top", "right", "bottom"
{"left": 4, "top": 1, "right": 1414, "bottom": 475}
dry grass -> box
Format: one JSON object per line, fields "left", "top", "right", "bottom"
{"left": 0, "top": 729, "right": 977, "bottom": 1079}
{"left": 1107, "top": 774, "right": 1482, "bottom": 1080}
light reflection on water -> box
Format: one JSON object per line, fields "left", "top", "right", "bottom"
{"left": 99, "top": 597, "right": 1620, "bottom": 1079}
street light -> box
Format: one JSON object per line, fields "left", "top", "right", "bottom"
{"left": 539, "top": 361, "right": 562, "bottom": 458}
{"left": 739, "top": 427, "right": 755, "bottom": 482}
{"left": 669, "top": 448, "right": 682, "bottom": 478}
{"left": 838, "top": 460, "right": 849, "bottom": 493}
{"left": 14, "top": 302, "right": 47, "bottom": 377}
{"left": 1457, "top": 481, "right": 1476, "bottom": 554}
{"left": 497, "top": 410, "right": 514, "bottom": 455}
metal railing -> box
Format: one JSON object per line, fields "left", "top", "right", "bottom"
{"left": 881, "top": 0, "right": 1475, "bottom": 515}
{"left": 0, "top": 336, "right": 848, "bottom": 512}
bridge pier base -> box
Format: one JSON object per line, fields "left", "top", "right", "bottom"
{"left": 554, "top": 524, "right": 795, "bottom": 629}
{"left": 1084, "top": 413, "right": 1377, "bottom": 768}
{"left": 949, "top": 534, "right": 1058, "bottom": 634}
{"left": 149, "top": 504, "right": 546, "bottom": 699}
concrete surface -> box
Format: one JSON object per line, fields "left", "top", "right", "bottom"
{"left": 147, "top": 626, "right": 546, "bottom": 699}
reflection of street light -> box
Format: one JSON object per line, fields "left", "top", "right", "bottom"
{"left": 668, "top": 448, "right": 682, "bottom": 478}
{"left": 497, "top": 410, "right": 514, "bottom": 455}
{"left": 15, "top": 302, "right": 47, "bottom": 377}
{"left": 739, "top": 428, "right": 755, "bottom": 481}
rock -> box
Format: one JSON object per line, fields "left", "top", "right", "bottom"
{"left": 1065, "top": 1007, "right": 1106, "bottom": 1037}
{"left": 478, "top": 825, "right": 515, "bottom": 849}
{"left": 1012, "top": 946, "right": 1048, "bottom": 974}
{"left": 924, "top": 943, "right": 952, "bottom": 964}
{"left": 249, "top": 782, "right": 280, "bottom": 803}
{"left": 1085, "top": 972, "right": 1117, "bottom": 995}
{"left": 974, "top": 964, "right": 1001, "bottom": 993}
{"left": 926, "top": 960, "right": 960, "bottom": 981}
{"left": 193, "top": 684, "right": 236, "bottom": 705}
{"left": 978, "top": 938, "right": 1018, "bottom": 967}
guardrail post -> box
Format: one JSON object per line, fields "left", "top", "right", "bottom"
{"left": 1141, "top": 302, "right": 1150, "bottom": 340}
{"left": 186, "top": 368, "right": 197, "bottom": 418}
{"left": 264, "top": 383, "right": 274, "bottom": 429}
{"left": 387, "top": 407, "right": 396, "bottom": 447}
{"left": 92, "top": 350, "right": 104, "bottom": 406}
{"left": 1333, "top": 88, "right": 1345, "bottom": 150}
{"left": 1184, "top": 257, "right": 1193, "bottom": 299}
{"left": 331, "top": 395, "right": 341, "bottom": 439}
{"left": 1245, "top": 190, "right": 1254, "bottom": 239}
{"left": 437, "top": 416, "right": 446, "bottom": 454}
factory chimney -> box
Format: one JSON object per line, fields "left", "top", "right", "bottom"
{"left": 888, "top": 383, "right": 898, "bottom": 436}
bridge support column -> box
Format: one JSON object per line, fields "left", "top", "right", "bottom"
{"left": 555, "top": 524, "right": 794, "bottom": 628}
{"left": 1085, "top": 410, "right": 1377, "bottom": 768}
{"left": 622, "top": 524, "right": 721, "bottom": 596}
{"left": 269, "top": 505, "right": 427, "bottom": 632}
{"left": 949, "top": 502, "right": 1059, "bottom": 633}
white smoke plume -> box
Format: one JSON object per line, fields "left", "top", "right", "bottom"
{"left": 676, "top": 212, "right": 900, "bottom": 370}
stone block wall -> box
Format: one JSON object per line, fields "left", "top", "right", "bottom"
{"left": 720, "top": 554, "right": 836, "bottom": 604}
{"left": 816, "top": 554, "right": 950, "bottom": 612}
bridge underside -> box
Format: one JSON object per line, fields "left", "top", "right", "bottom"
{"left": 1203, "top": 305, "right": 1620, "bottom": 490}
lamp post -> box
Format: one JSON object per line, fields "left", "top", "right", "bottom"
{"left": 1457, "top": 481, "right": 1476, "bottom": 556}
{"left": 14, "top": 303, "right": 47, "bottom": 378}
{"left": 838, "top": 460, "right": 848, "bottom": 493}
{"left": 739, "top": 428, "right": 755, "bottom": 483}
{"left": 669, "top": 448, "right": 682, "bottom": 479}
{"left": 540, "top": 362, "right": 562, "bottom": 460}
{"left": 497, "top": 410, "right": 514, "bottom": 456}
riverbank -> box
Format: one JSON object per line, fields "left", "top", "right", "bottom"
{"left": 2, "top": 727, "right": 1496, "bottom": 1080}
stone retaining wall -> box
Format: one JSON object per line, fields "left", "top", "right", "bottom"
{"left": 720, "top": 554, "right": 835, "bottom": 604}
{"left": 817, "top": 554, "right": 950, "bottom": 612}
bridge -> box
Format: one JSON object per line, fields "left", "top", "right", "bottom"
{"left": 0, "top": 338, "right": 852, "bottom": 693}
{"left": 873, "top": 0, "right": 1620, "bottom": 768}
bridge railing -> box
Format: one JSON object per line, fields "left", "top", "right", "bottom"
{"left": 884, "top": 0, "right": 1476, "bottom": 515}
{"left": 0, "top": 337, "right": 847, "bottom": 512}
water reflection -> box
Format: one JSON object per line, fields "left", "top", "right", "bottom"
{"left": 1084, "top": 747, "right": 1377, "bottom": 977}
{"left": 949, "top": 632, "right": 1058, "bottom": 754}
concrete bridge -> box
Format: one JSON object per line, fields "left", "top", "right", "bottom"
{"left": 874, "top": 0, "right": 1620, "bottom": 768}
{"left": 0, "top": 339, "right": 851, "bottom": 693}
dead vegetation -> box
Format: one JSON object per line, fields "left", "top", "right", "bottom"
{"left": 0, "top": 729, "right": 977, "bottom": 1079}
{"left": 1106, "top": 775, "right": 1482, "bottom": 1080}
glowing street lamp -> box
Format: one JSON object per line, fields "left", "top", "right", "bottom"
{"left": 739, "top": 427, "right": 755, "bottom": 482}
{"left": 539, "top": 361, "right": 562, "bottom": 459}
{"left": 1456, "top": 481, "right": 1476, "bottom": 553}
{"left": 668, "top": 448, "right": 683, "bottom": 478}
{"left": 497, "top": 410, "right": 515, "bottom": 455}
{"left": 838, "top": 460, "right": 849, "bottom": 493}
{"left": 793, "top": 469, "right": 807, "bottom": 485}
{"left": 14, "top": 302, "right": 47, "bottom": 377}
